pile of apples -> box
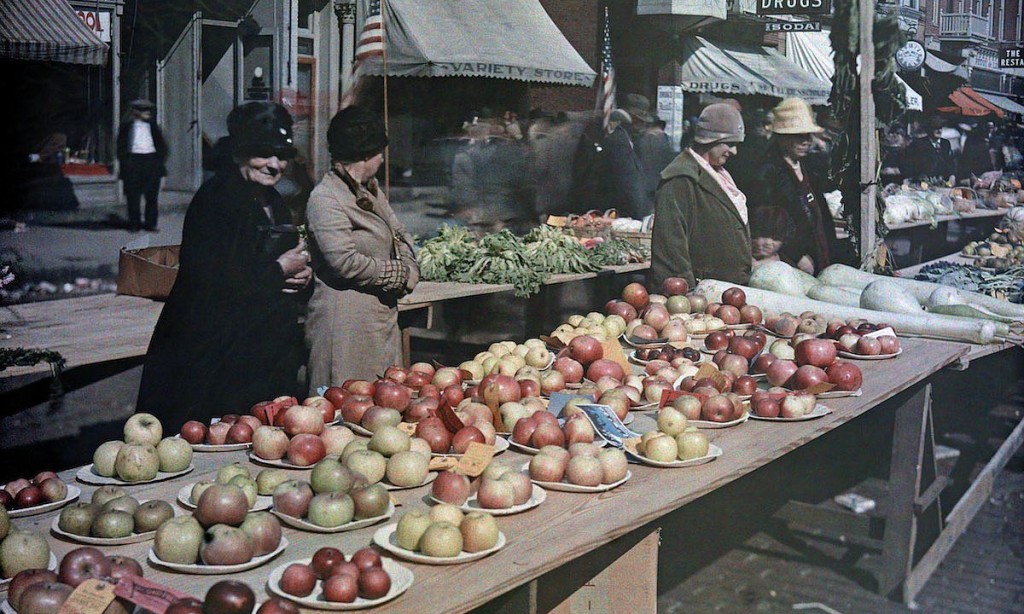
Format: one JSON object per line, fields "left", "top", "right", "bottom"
{"left": 188, "top": 463, "right": 269, "bottom": 511}
{"left": 5, "top": 547, "right": 143, "bottom": 614}
{"left": 702, "top": 287, "right": 764, "bottom": 327}
{"left": 666, "top": 387, "right": 747, "bottom": 424}
{"left": 153, "top": 489, "right": 283, "bottom": 567}
{"left": 92, "top": 414, "right": 193, "bottom": 482}
{"left": 250, "top": 406, "right": 356, "bottom": 467}
{"left": 57, "top": 486, "right": 173, "bottom": 539}
{"left": 166, "top": 581, "right": 293, "bottom": 614}
{"left": 179, "top": 414, "right": 263, "bottom": 446}
{"left": 528, "top": 444, "right": 628, "bottom": 487}
{"left": 549, "top": 312, "right": 627, "bottom": 346}
{"left": 325, "top": 364, "right": 450, "bottom": 428}
{"left": 457, "top": 339, "right": 553, "bottom": 382}
{"left": 829, "top": 322, "right": 902, "bottom": 356}
{"left": 0, "top": 511, "right": 50, "bottom": 580}
{"left": 1, "top": 471, "right": 69, "bottom": 510}
{"left": 413, "top": 401, "right": 501, "bottom": 455}
{"left": 749, "top": 388, "right": 818, "bottom": 419}
{"left": 636, "top": 416, "right": 710, "bottom": 463}
{"left": 762, "top": 337, "right": 863, "bottom": 392}
{"left": 393, "top": 505, "right": 500, "bottom": 556}
{"left": 496, "top": 397, "right": 548, "bottom": 433}
{"left": 764, "top": 311, "right": 830, "bottom": 337}
{"left": 335, "top": 428, "right": 432, "bottom": 488}
{"left": 277, "top": 547, "right": 393, "bottom": 603}
{"left": 429, "top": 464, "right": 533, "bottom": 509}
{"left": 511, "top": 412, "right": 595, "bottom": 450}
{"left": 633, "top": 344, "right": 702, "bottom": 364}
{"left": 272, "top": 476, "right": 390, "bottom": 528}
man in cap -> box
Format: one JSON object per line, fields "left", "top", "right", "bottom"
{"left": 116, "top": 99, "right": 168, "bottom": 231}
{"left": 648, "top": 103, "right": 751, "bottom": 289}
{"left": 904, "top": 116, "right": 955, "bottom": 183}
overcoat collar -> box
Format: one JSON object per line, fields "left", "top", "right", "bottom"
{"left": 660, "top": 151, "right": 746, "bottom": 227}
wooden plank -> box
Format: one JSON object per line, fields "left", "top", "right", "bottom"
{"left": 8, "top": 337, "right": 965, "bottom": 614}
{"left": 886, "top": 209, "right": 1005, "bottom": 232}
{"left": 903, "top": 413, "right": 1024, "bottom": 602}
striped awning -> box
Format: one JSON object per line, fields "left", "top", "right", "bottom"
{"left": 0, "top": 0, "right": 109, "bottom": 65}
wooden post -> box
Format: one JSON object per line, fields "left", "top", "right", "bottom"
{"left": 859, "top": 0, "right": 878, "bottom": 267}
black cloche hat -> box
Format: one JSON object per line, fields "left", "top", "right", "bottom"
{"left": 327, "top": 106, "right": 388, "bottom": 162}
{"left": 227, "top": 101, "right": 297, "bottom": 159}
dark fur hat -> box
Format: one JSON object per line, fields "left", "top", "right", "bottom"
{"left": 227, "top": 102, "right": 297, "bottom": 159}
{"left": 327, "top": 106, "right": 388, "bottom": 162}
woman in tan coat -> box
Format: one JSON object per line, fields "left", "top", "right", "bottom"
{"left": 305, "top": 106, "right": 418, "bottom": 388}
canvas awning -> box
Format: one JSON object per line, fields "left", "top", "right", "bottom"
{"left": 974, "top": 92, "right": 1024, "bottom": 116}
{"left": 358, "top": 0, "right": 595, "bottom": 86}
{"left": 0, "top": 0, "right": 108, "bottom": 65}
{"left": 786, "top": 30, "right": 922, "bottom": 111}
{"left": 675, "top": 36, "right": 832, "bottom": 104}
{"left": 938, "top": 87, "right": 1005, "bottom": 118}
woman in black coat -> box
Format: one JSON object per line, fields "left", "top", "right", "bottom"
{"left": 136, "top": 102, "right": 312, "bottom": 431}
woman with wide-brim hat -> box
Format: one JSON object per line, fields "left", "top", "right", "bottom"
{"left": 304, "top": 106, "right": 418, "bottom": 387}
{"left": 137, "top": 102, "right": 312, "bottom": 430}
{"left": 749, "top": 97, "right": 842, "bottom": 274}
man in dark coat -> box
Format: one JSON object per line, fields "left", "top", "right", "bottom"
{"left": 117, "top": 99, "right": 168, "bottom": 231}
{"left": 600, "top": 109, "right": 648, "bottom": 219}
{"left": 904, "top": 118, "right": 955, "bottom": 183}
{"left": 750, "top": 98, "right": 844, "bottom": 274}
{"left": 136, "top": 102, "right": 312, "bottom": 431}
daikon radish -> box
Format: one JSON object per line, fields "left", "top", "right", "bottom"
{"left": 927, "top": 287, "right": 1023, "bottom": 326}
{"left": 818, "top": 264, "right": 1024, "bottom": 319}
{"left": 806, "top": 284, "right": 861, "bottom": 307}
{"left": 696, "top": 279, "right": 1000, "bottom": 344}
{"left": 749, "top": 261, "right": 819, "bottom": 297}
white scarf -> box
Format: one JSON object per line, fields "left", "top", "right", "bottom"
{"left": 688, "top": 149, "right": 748, "bottom": 225}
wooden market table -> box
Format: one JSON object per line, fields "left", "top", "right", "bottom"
{"left": 6, "top": 336, "right": 988, "bottom": 612}
{"left": 0, "top": 263, "right": 650, "bottom": 385}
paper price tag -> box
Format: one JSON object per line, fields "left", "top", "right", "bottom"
{"left": 693, "top": 362, "right": 728, "bottom": 390}
{"left": 455, "top": 442, "right": 495, "bottom": 477}
{"left": 428, "top": 456, "right": 459, "bottom": 471}
{"left": 600, "top": 339, "right": 632, "bottom": 375}
{"left": 60, "top": 580, "right": 117, "bottom": 614}
{"left": 397, "top": 422, "right": 417, "bottom": 436}
{"left": 546, "top": 215, "right": 568, "bottom": 227}
{"left": 864, "top": 327, "right": 897, "bottom": 339}
{"left": 113, "top": 575, "right": 193, "bottom": 614}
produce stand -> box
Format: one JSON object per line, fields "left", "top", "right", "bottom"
{"left": 0, "top": 263, "right": 649, "bottom": 386}
{"left": 885, "top": 209, "right": 1007, "bottom": 267}
{"left": 6, "top": 337, "right": 981, "bottom": 612}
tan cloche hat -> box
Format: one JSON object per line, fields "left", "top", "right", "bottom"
{"left": 771, "top": 98, "right": 823, "bottom": 135}
{"left": 693, "top": 103, "right": 745, "bottom": 144}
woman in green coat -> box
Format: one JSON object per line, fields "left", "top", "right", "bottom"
{"left": 648, "top": 103, "right": 751, "bottom": 290}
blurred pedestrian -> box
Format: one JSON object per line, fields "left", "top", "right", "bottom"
{"left": 636, "top": 118, "right": 675, "bottom": 212}
{"left": 137, "top": 102, "right": 311, "bottom": 430}
{"left": 601, "top": 109, "right": 647, "bottom": 218}
{"left": 304, "top": 106, "right": 419, "bottom": 387}
{"left": 648, "top": 103, "right": 750, "bottom": 289}
{"left": 451, "top": 122, "right": 532, "bottom": 234}
{"left": 117, "top": 99, "right": 168, "bottom": 231}
{"left": 904, "top": 116, "right": 955, "bottom": 183}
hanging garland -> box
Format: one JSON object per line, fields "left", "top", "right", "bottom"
{"left": 829, "top": 6, "right": 907, "bottom": 271}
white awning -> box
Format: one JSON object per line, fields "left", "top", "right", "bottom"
{"left": 785, "top": 30, "right": 922, "bottom": 111}
{"left": 975, "top": 92, "right": 1024, "bottom": 116}
{"left": 358, "top": 0, "right": 595, "bottom": 87}
{"left": 675, "top": 36, "right": 832, "bottom": 104}
{"left": 0, "top": 0, "right": 108, "bottom": 65}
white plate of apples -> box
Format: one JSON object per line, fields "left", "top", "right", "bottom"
{"left": 76, "top": 464, "right": 194, "bottom": 486}
{"left": 430, "top": 436, "right": 510, "bottom": 458}
{"left": 630, "top": 443, "right": 723, "bottom": 468}
{"left": 50, "top": 499, "right": 179, "bottom": 546}
{"left": 431, "top": 483, "right": 547, "bottom": 516}
{"left": 266, "top": 554, "right": 413, "bottom": 610}
{"left": 176, "top": 485, "right": 273, "bottom": 512}
{"left": 372, "top": 523, "right": 506, "bottom": 565}
{"left": 749, "top": 403, "right": 832, "bottom": 422}
{"left": 521, "top": 460, "right": 631, "bottom": 493}
{"left": 271, "top": 502, "right": 395, "bottom": 534}
{"left": 4, "top": 475, "right": 80, "bottom": 518}
{"left": 147, "top": 536, "right": 288, "bottom": 574}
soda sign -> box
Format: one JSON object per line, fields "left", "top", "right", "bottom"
{"left": 76, "top": 10, "right": 111, "bottom": 43}
{"left": 765, "top": 21, "right": 822, "bottom": 32}
{"left": 756, "top": 0, "right": 831, "bottom": 16}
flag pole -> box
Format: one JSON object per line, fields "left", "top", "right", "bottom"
{"left": 381, "top": 0, "right": 389, "bottom": 200}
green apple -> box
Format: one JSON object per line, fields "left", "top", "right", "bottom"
{"left": 345, "top": 450, "right": 387, "bottom": 485}
{"left": 395, "top": 509, "right": 433, "bottom": 551}
{"left": 58, "top": 502, "right": 96, "bottom": 536}
{"left": 656, "top": 407, "right": 688, "bottom": 437}
{"left": 341, "top": 439, "right": 368, "bottom": 462}
{"left": 368, "top": 426, "right": 410, "bottom": 458}
{"left": 134, "top": 500, "right": 175, "bottom": 533}
{"left": 229, "top": 476, "right": 259, "bottom": 508}
{"left": 124, "top": 413, "right": 163, "bottom": 446}
{"left": 102, "top": 496, "right": 140, "bottom": 515}
{"left": 643, "top": 434, "right": 678, "bottom": 462}
{"left": 306, "top": 492, "right": 355, "bottom": 528}
{"left": 157, "top": 437, "right": 193, "bottom": 473}
{"left": 675, "top": 431, "right": 709, "bottom": 461}
{"left": 190, "top": 480, "right": 214, "bottom": 505}
{"left": 460, "top": 512, "right": 499, "bottom": 553}
{"left": 428, "top": 503, "right": 463, "bottom": 528}
{"left": 350, "top": 483, "right": 390, "bottom": 520}
{"left": 114, "top": 444, "right": 160, "bottom": 482}
{"left": 385, "top": 451, "right": 428, "bottom": 488}
{"left": 92, "top": 441, "right": 124, "bottom": 477}
{"left": 154, "top": 516, "right": 204, "bottom": 564}
{"left": 0, "top": 507, "right": 8, "bottom": 540}
{"left": 91, "top": 485, "right": 128, "bottom": 507}
{"left": 0, "top": 530, "right": 50, "bottom": 579}
{"left": 215, "top": 463, "right": 251, "bottom": 485}
{"left": 419, "top": 522, "right": 463, "bottom": 558}
{"left": 256, "top": 469, "right": 290, "bottom": 496}
{"left": 310, "top": 458, "right": 357, "bottom": 494}
{"left": 91, "top": 510, "right": 134, "bottom": 538}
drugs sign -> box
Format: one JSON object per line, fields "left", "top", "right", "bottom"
{"left": 756, "top": 0, "right": 831, "bottom": 16}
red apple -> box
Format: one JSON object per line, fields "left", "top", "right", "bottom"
{"left": 286, "top": 434, "right": 327, "bottom": 466}
{"left": 826, "top": 361, "right": 863, "bottom": 391}
{"left": 279, "top": 563, "right": 317, "bottom": 597}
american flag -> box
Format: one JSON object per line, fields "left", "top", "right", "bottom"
{"left": 596, "top": 7, "right": 616, "bottom": 134}
{"left": 353, "top": 0, "right": 384, "bottom": 74}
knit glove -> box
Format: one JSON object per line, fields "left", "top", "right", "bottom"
{"left": 374, "top": 259, "right": 409, "bottom": 293}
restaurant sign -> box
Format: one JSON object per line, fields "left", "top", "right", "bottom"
{"left": 1000, "top": 47, "right": 1024, "bottom": 69}
{"left": 756, "top": 0, "right": 831, "bottom": 16}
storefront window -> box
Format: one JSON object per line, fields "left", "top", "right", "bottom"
{"left": 243, "top": 35, "right": 274, "bottom": 101}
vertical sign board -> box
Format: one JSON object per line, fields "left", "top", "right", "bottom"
{"left": 657, "top": 85, "right": 684, "bottom": 152}
{"left": 756, "top": 0, "right": 832, "bottom": 16}
{"left": 1000, "top": 48, "right": 1024, "bottom": 69}
{"left": 76, "top": 10, "right": 112, "bottom": 43}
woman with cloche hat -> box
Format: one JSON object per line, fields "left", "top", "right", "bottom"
{"left": 647, "top": 102, "right": 751, "bottom": 290}
{"left": 748, "top": 97, "right": 842, "bottom": 275}
{"left": 136, "top": 102, "right": 312, "bottom": 430}
{"left": 304, "top": 106, "right": 418, "bottom": 387}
